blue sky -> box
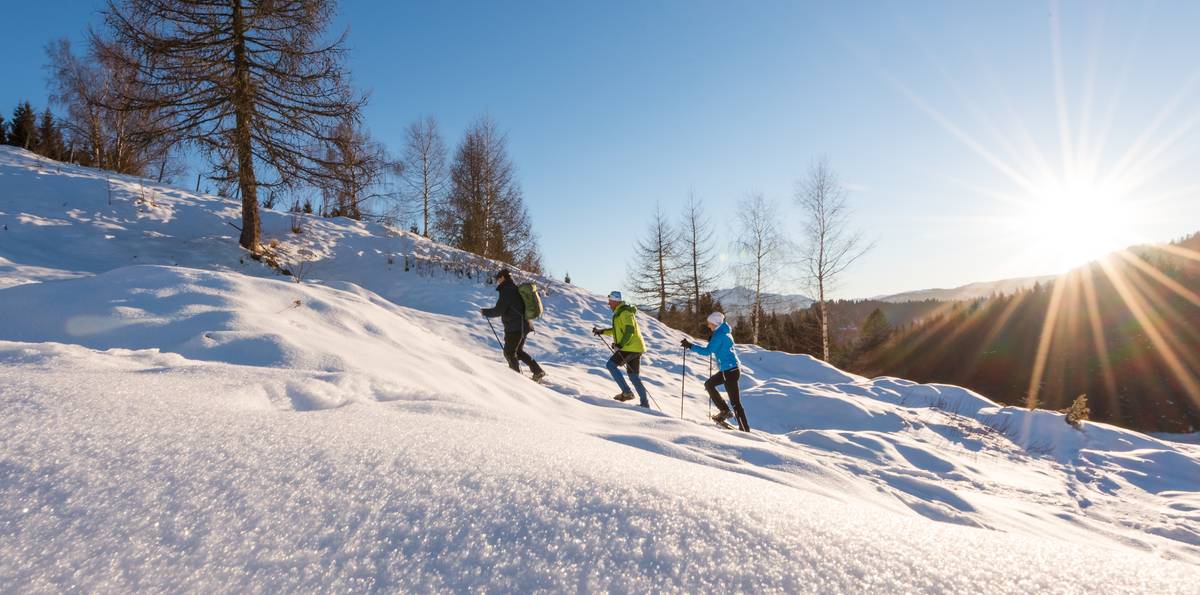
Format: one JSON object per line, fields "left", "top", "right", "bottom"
{"left": 6, "top": 1, "right": 1200, "bottom": 298}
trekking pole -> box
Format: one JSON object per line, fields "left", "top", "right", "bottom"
{"left": 484, "top": 315, "right": 503, "bottom": 349}
{"left": 593, "top": 327, "right": 663, "bottom": 412}
{"left": 680, "top": 347, "right": 687, "bottom": 420}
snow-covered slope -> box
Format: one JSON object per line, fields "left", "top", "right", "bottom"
{"left": 2, "top": 147, "right": 1199, "bottom": 591}
{"left": 873, "top": 275, "right": 1057, "bottom": 303}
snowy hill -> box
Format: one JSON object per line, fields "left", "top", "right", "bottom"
{"left": 2, "top": 146, "right": 1199, "bottom": 591}
{"left": 873, "top": 275, "right": 1057, "bottom": 303}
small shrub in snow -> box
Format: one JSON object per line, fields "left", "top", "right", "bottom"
{"left": 1061, "top": 394, "right": 1090, "bottom": 429}
{"left": 289, "top": 201, "right": 304, "bottom": 234}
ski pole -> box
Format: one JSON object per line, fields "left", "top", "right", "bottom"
{"left": 680, "top": 347, "right": 687, "bottom": 420}
{"left": 484, "top": 315, "right": 503, "bottom": 349}
{"left": 594, "top": 327, "right": 662, "bottom": 412}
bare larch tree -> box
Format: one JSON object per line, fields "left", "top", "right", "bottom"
{"left": 437, "top": 116, "right": 541, "bottom": 270}
{"left": 796, "top": 158, "right": 871, "bottom": 361}
{"left": 100, "top": 0, "right": 363, "bottom": 253}
{"left": 676, "top": 191, "right": 722, "bottom": 313}
{"left": 734, "top": 192, "right": 785, "bottom": 345}
{"left": 400, "top": 115, "right": 448, "bottom": 238}
{"left": 627, "top": 204, "right": 681, "bottom": 318}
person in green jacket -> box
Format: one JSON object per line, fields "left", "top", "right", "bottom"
{"left": 592, "top": 291, "right": 649, "bottom": 408}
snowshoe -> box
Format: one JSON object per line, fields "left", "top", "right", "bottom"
{"left": 613, "top": 392, "right": 635, "bottom": 402}
{"left": 531, "top": 371, "right": 547, "bottom": 383}
{"left": 711, "top": 410, "right": 735, "bottom": 429}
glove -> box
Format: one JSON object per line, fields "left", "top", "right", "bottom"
{"left": 680, "top": 339, "right": 693, "bottom": 349}
{"left": 592, "top": 327, "right": 603, "bottom": 336}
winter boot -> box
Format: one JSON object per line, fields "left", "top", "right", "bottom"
{"left": 613, "top": 391, "right": 635, "bottom": 402}
{"left": 531, "top": 370, "right": 547, "bottom": 383}
{"left": 711, "top": 410, "right": 733, "bottom": 425}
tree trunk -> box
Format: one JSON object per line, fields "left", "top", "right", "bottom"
{"left": 819, "top": 278, "right": 830, "bottom": 361}
{"left": 752, "top": 255, "right": 762, "bottom": 345}
{"left": 422, "top": 153, "right": 430, "bottom": 237}
{"left": 231, "top": 0, "right": 261, "bottom": 252}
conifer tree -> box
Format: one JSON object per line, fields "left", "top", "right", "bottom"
{"left": 35, "top": 109, "right": 65, "bottom": 160}
{"left": 9, "top": 102, "right": 38, "bottom": 150}
{"left": 0, "top": 114, "right": 7, "bottom": 145}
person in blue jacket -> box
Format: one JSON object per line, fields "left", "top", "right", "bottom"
{"left": 681, "top": 311, "right": 749, "bottom": 431}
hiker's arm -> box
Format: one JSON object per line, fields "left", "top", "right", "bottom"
{"left": 481, "top": 289, "right": 511, "bottom": 318}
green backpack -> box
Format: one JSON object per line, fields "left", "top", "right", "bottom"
{"left": 517, "top": 282, "right": 543, "bottom": 320}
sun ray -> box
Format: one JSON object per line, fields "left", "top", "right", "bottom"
{"left": 1114, "top": 250, "right": 1200, "bottom": 309}
{"left": 1024, "top": 274, "right": 1069, "bottom": 409}
{"left": 1096, "top": 257, "right": 1200, "bottom": 407}
{"left": 1079, "top": 266, "right": 1120, "bottom": 414}
{"left": 1049, "top": 0, "right": 1077, "bottom": 179}
{"left": 1152, "top": 243, "right": 1200, "bottom": 264}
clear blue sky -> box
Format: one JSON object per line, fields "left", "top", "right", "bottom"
{"left": 6, "top": 1, "right": 1200, "bottom": 299}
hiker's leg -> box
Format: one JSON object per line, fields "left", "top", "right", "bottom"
{"left": 606, "top": 352, "right": 631, "bottom": 394}
{"left": 724, "top": 368, "right": 749, "bottom": 431}
{"left": 515, "top": 332, "right": 543, "bottom": 374}
{"left": 502, "top": 331, "right": 522, "bottom": 372}
{"left": 624, "top": 353, "right": 649, "bottom": 407}
{"left": 704, "top": 372, "right": 730, "bottom": 413}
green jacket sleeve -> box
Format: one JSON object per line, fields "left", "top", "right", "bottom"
{"left": 613, "top": 309, "right": 633, "bottom": 349}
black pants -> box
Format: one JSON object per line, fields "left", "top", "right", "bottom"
{"left": 504, "top": 330, "right": 543, "bottom": 375}
{"left": 705, "top": 367, "right": 749, "bottom": 431}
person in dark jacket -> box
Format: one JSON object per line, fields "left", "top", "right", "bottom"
{"left": 681, "top": 311, "right": 749, "bottom": 431}
{"left": 482, "top": 269, "right": 546, "bottom": 381}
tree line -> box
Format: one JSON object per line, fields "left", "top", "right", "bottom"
{"left": 7, "top": 0, "right": 540, "bottom": 272}
{"left": 627, "top": 158, "right": 871, "bottom": 358}
{"left": 856, "top": 233, "right": 1200, "bottom": 433}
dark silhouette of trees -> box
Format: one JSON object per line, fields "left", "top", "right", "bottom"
{"left": 8, "top": 101, "right": 38, "bottom": 150}
{"left": 858, "top": 238, "right": 1200, "bottom": 433}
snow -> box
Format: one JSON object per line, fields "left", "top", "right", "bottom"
{"left": 2, "top": 146, "right": 1199, "bottom": 591}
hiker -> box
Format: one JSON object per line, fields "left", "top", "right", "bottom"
{"left": 681, "top": 312, "right": 749, "bottom": 431}
{"left": 481, "top": 268, "right": 546, "bottom": 382}
{"left": 592, "top": 291, "right": 650, "bottom": 408}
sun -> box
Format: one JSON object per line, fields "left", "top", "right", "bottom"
{"left": 1021, "top": 177, "right": 1135, "bottom": 271}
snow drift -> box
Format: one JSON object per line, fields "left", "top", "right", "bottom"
{"left": 2, "top": 146, "right": 1199, "bottom": 591}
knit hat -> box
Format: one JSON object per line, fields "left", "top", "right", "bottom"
{"left": 495, "top": 268, "right": 511, "bottom": 281}
{"left": 608, "top": 291, "right": 622, "bottom": 301}
{"left": 707, "top": 311, "right": 725, "bottom": 326}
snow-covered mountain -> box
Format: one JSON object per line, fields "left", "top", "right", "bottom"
{"left": 710, "top": 286, "right": 814, "bottom": 315}
{"left": 2, "top": 146, "right": 1199, "bottom": 591}
{"left": 873, "top": 275, "right": 1057, "bottom": 303}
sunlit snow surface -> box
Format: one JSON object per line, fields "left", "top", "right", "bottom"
{"left": 1, "top": 147, "right": 1199, "bottom": 591}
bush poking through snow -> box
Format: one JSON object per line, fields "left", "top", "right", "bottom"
{"left": 289, "top": 201, "right": 304, "bottom": 234}
{"left": 1062, "top": 394, "right": 1090, "bottom": 429}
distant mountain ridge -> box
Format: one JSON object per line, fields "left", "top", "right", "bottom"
{"left": 710, "top": 286, "right": 813, "bottom": 316}
{"left": 872, "top": 275, "right": 1057, "bottom": 303}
